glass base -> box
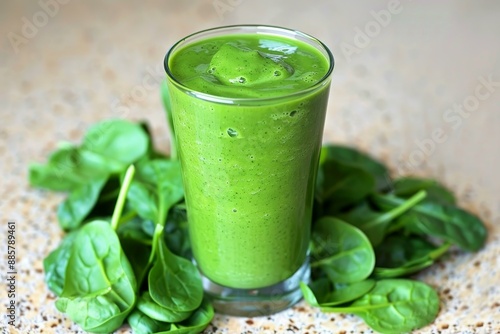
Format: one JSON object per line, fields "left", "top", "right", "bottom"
{"left": 200, "top": 258, "right": 310, "bottom": 317}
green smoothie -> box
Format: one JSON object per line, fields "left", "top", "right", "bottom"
{"left": 166, "top": 30, "right": 332, "bottom": 289}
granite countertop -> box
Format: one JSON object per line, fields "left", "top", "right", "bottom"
{"left": 1, "top": 1, "right": 500, "bottom": 333}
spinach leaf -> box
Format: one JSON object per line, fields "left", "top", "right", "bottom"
{"left": 308, "top": 277, "right": 332, "bottom": 304}
{"left": 29, "top": 146, "right": 109, "bottom": 191}
{"left": 322, "top": 280, "right": 376, "bottom": 306}
{"left": 408, "top": 204, "right": 486, "bottom": 251}
{"left": 120, "top": 234, "right": 152, "bottom": 286}
{"left": 373, "top": 194, "right": 487, "bottom": 251}
{"left": 57, "top": 178, "right": 107, "bottom": 230}
{"left": 118, "top": 216, "right": 154, "bottom": 246}
{"left": 322, "top": 279, "right": 440, "bottom": 334}
{"left": 392, "top": 177, "right": 455, "bottom": 205}
{"left": 55, "top": 220, "right": 137, "bottom": 333}
{"left": 300, "top": 281, "right": 320, "bottom": 306}
{"left": 373, "top": 260, "right": 435, "bottom": 279}
{"left": 321, "top": 145, "right": 390, "bottom": 191}
{"left": 29, "top": 120, "right": 149, "bottom": 191}
{"left": 164, "top": 204, "right": 191, "bottom": 259}
{"left": 84, "top": 175, "right": 121, "bottom": 214}
{"left": 43, "top": 231, "right": 78, "bottom": 296}
{"left": 137, "top": 291, "right": 192, "bottom": 323}
{"left": 81, "top": 119, "right": 149, "bottom": 167}
{"left": 316, "top": 160, "right": 375, "bottom": 212}
{"left": 375, "top": 235, "right": 449, "bottom": 269}
{"left": 335, "top": 202, "right": 384, "bottom": 245}
{"left": 127, "top": 308, "right": 170, "bottom": 334}
{"left": 149, "top": 235, "right": 203, "bottom": 313}
{"left": 33, "top": 120, "right": 490, "bottom": 334}
{"left": 160, "top": 298, "right": 214, "bottom": 334}
{"left": 337, "top": 190, "right": 426, "bottom": 246}
{"left": 311, "top": 217, "right": 375, "bottom": 283}
{"left": 301, "top": 279, "right": 376, "bottom": 307}
{"left": 127, "top": 159, "right": 184, "bottom": 225}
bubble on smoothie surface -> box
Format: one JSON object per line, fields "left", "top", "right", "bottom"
{"left": 208, "top": 43, "right": 294, "bottom": 86}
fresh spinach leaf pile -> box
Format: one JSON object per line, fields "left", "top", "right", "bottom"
{"left": 31, "top": 120, "right": 211, "bottom": 334}
{"left": 30, "top": 118, "right": 487, "bottom": 334}
{"left": 308, "top": 145, "right": 487, "bottom": 333}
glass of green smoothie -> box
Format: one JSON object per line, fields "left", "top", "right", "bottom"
{"left": 164, "top": 25, "right": 334, "bottom": 316}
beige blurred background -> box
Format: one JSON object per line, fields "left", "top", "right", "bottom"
{"left": 1, "top": 1, "right": 499, "bottom": 333}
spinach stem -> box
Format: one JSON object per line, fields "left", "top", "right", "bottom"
{"left": 311, "top": 254, "right": 342, "bottom": 268}
{"left": 111, "top": 165, "right": 135, "bottom": 231}
{"left": 149, "top": 223, "right": 164, "bottom": 265}
{"left": 429, "top": 242, "right": 451, "bottom": 260}
{"left": 370, "top": 190, "right": 427, "bottom": 227}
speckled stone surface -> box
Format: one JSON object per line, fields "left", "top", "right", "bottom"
{"left": 1, "top": 1, "right": 500, "bottom": 333}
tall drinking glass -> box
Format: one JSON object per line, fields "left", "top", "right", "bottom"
{"left": 164, "top": 25, "right": 334, "bottom": 316}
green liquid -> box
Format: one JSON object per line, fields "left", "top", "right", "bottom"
{"left": 167, "top": 33, "right": 331, "bottom": 289}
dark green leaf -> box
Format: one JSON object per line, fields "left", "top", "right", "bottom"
{"left": 321, "top": 145, "right": 390, "bottom": 191}
{"left": 159, "top": 298, "right": 214, "bottom": 334}
{"left": 137, "top": 291, "right": 192, "bottom": 323}
{"left": 373, "top": 260, "right": 435, "bottom": 278}
{"left": 82, "top": 119, "right": 149, "bottom": 166}
{"left": 149, "top": 237, "right": 203, "bottom": 312}
{"left": 29, "top": 146, "right": 109, "bottom": 191}
{"left": 118, "top": 216, "right": 153, "bottom": 246}
{"left": 164, "top": 205, "right": 191, "bottom": 258}
{"left": 300, "top": 281, "right": 320, "bottom": 306}
{"left": 43, "top": 231, "right": 78, "bottom": 296}
{"left": 127, "top": 309, "right": 170, "bottom": 334}
{"left": 322, "top": 280, "right": 376, "bottom": 306}
{"left": 376, "top": 193, "right": 487, "bottom": 252}
{"left": 57, "top": 178, "right": 107, "bottom": 230}
{"left": 375, "top": 235, "right": 446, "bottom": 268}
{"left": 120, "top": 231, "right": 152, "bottom": 286}
{"left": 372, "top": 194, "right": 487, "bottom": 251}
{"left": 338, "top": 191, "right": 426, "bottom": 246}
{"left": 127, "top": 159, "right": 184, "bottom": 225}
{"left": 321, "top": 279, "right": 440, "bottom": 334}
{"left": 408, "top": 205, "right": 487, "bottom": 251}
{"left": 301, "top": 279, "right": 376, "bottom": 307}
{"left": 336, "top": 201, "right": 387, "bottom": 246}
{"left": 80, "top": 176, "right": 122, "bottom": 221}
{"left": 316, "top": 160, "right": 375, "bottom": 211}
{"left": 55, "top": 220, "right": 137, "bottom": 333}
{"left": 311, "top": 217, "right": 375, "bottom": 283}
{"left": 309, "top": 278, "right": 332, "bottom": 304}
{"left": 393, "top": 177, "right": 455, "bottom": 205}
{"left": 29, "top": 120, "right": 149, "bottom": 192}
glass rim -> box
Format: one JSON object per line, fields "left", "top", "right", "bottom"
{"left": 164, "top": 24, "right": 334, "bottom": 105}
